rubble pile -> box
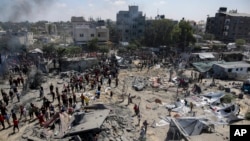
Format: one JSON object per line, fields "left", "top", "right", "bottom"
{"left": 99, "top": 106, "right": 137, "bottom": 141}
{"left": 132, "top": 76, "right": 147, "bottom": 91}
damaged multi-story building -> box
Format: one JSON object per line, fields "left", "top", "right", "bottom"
{"left": 206, "top": 7, "right": 250, "bottom": 42}
{"left": 71, "top": 16, "right": 109, "bottom": 46}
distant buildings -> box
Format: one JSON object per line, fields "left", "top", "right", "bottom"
{"left": 189, "top": 20, "right": 206, "bottom": 34}
{"left": 0, "top": 30, "right": 6, "bottom": 38}
{"left": 71, "top": 16, "right": 109, "bottom": 46}
{"left": 116, "top": 5, "right": 146, "bottom": 42}
{"left": 45, "top": 23, "right": 57, "bottom": 35}
{"left": 206, "top": 7, "right": 250, "bottom": 42}
{"left": 10, "top": 30, "right": 34, "bottom": 47}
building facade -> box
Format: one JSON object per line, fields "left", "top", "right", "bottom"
{"left": 71, "top": 17, "right": 109, "bottom": 46}
{"left": 116, "top": 6, "right": 145, "bottom": 42}
{"left": 45, "top": 23, "right": 57, "bottom": 35}
{"left": 11, "top": 31, "right": 34, "bottom": 47}
{"left": 206, "top": 7, "right": 250, "bottom": 42}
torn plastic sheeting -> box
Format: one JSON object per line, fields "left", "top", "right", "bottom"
{"left": 202, "top": 92, "right": 225, "bottom": 105}
{"left": 105, "top": 87, "right": 111, "bottom": 93}
{"left": 171, "top": 117, "right": 212, "bottom": 136}
{"left": 212, "top": 104, "right": 240, "bottom": 118}
{"left": 156, "top": 120, "right": 170, "bottom": 127}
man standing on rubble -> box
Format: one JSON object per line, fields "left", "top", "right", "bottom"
{"left": 0, "top": 112, "right": 5, "bottom": 129}
{"left": 108, "top": 77, "right": 112, "bottom": 87}
{"left": 40, "top": 86, "right": 44, "bottom": 98}
{"left": 137, "top": 114, "right": 141, "bottom": 126}
{"left": 127, "top": 93, "right": 132, "bottom": 106}
{"left": 49, "top": 83, "right": 54, "bottom": 93}
{"left": 143, "top": 120, "right": 148, "bottom": 134}
{"left": 190, "top": 102, "right": 194, "bottom": 112}
{"left": 81, "top": 93, "right": 85, "bottom": 106}
{"left": 51, "top": 90, "right": 55, "bottom": 102}
{"left": 13, "top": 118, "right": 19, "bottom": 133}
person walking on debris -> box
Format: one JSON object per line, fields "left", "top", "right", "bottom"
{"left": 0, "top": 112, "right": 5, "bottom": 129}
{"left": 16, "top": 92, "right": 20, "bottom": 102}
{"left": 19, "top": 105, "right": 25, "bottom": 120}
{"left": 49, "top": 83, "right": 54, "bottom": 92}
{"left": 191, "top": 71, "right": 193, "bottom": 80}
{"left": 73, "top": 92, "right": 76, "bottom": 104}
{"left": 139, "top": 126, "right": 146, "bottom": 141}
{"left": 11, "top": 109, "right": 17, "bottom": 121}
{"left": 40, "top": 86, "right": 44, "bottom": 98}
{"left": 81, "top": 93, "right": 85, "bottom": 106}
{"left": 85, "top": 96, "right": 89, "bottom": 106}
{"left": 108, "top": 77, "right": 112, "bottom": 87}
{"left": 4, "top": 112, "right": 11, "bottom": 127}
{"left": 13, "top": 118, "right": 19, "bottom": 133}
{"left": 51, "top": 90, "right": 55, "bottom": 102}
{"left": 127, "top": 93, "right": 132, "bottom": 105}
{"left": 137, "top": 114, "right": 141, "bottom": 126}
{"left": 168, "top": 108, "right": 172, "bottom": 116}
{"left": 134, "top": 104, "right": 140, "bottom": 116}
{"left": 194, "top": 72, "right": 197, "bottom": 81}
{"left": 190, "top": 102, "right": 194, "bottom": 112}
{"left": 115, "top": 77, "right": 119, "bottom": 87}
{"left": 9, "top": 89, "right": 14, "bottom": 103}
{"left": 68, "top": 96, "right": 73, "bottom": 107}
{"left": 110, "top": 91, "right": 113, "bottom": 98}
{"left": 3, "top": 94, "right": 9, "bottom": 106}
{"left": 143, "top": 120, "right": 148, "bottom": 134}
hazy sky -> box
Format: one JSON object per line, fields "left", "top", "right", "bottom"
{"left": 0, "top": 0, "right": 250, "bottom": 22}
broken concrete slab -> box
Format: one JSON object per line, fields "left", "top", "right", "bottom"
{"left": 66, "top": 109, "right": 110, "bottom": 136}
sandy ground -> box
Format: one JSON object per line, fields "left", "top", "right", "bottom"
{"left": 0, "top": 65, "right": 250, "bottom": 141}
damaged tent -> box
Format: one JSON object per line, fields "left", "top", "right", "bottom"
{"left": 165, "top": 99, "right": 188, "bottom": 114}
{"left": 211, "top": 104, "right": 244, "bottom": 123}
{"left": 212, "top": 104, "right": 240, "bottom": 118}
{"left": 202, "top": 91, "right": 225, "bottom": 105}
{"left": 168, "top": 117, "right": 214, "bottom": 140}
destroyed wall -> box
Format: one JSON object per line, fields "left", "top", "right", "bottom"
{"left": 60, "top": 58, "right": 98, "bottom": 72}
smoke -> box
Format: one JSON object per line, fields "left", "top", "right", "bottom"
{"left": 0, "top": 0, "right": 55, "bottom": 22}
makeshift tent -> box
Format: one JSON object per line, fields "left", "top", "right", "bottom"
{"left": 202, "top": 91, "right": 225, "bottom": 105}
{"left": 169, "top": 117, "right": 213, "bottom": 137}
{"left": 212, "top": 104, "right": 240, "bottom": 118}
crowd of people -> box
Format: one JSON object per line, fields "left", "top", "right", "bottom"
{"left": 0, "top": 54, "right": 124, "bottom": 135}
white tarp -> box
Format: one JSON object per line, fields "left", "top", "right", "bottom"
{"left": 30, "top": 48, "right": 43, "bottom": 54}
{"left": 170, "top": 117, "right": 213, "bottom": 136}
{"left": 198, "top": 53, "right": 215, "bottom": 59}
{"left": 202, "top": 91, "right": 225, "bottom": 105}
{"left": 212, "top": 104, "right": 240, "bottom": 118}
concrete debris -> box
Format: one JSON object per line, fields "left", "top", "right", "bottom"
{"left": 168, "top": 117, "right": 215, "bottom": 140}
{"left": 132, "top": 77, "right": 147, "bottom": 91}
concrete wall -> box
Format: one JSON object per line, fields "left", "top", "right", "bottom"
{"left": 61, "top": 58, "right": 98, "bottom": 72}
{"left": 73, "top": 26, "right": 109, "bottom": 43}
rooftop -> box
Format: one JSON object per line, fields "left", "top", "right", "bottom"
{"left": 221, "top": 12, "right": 250, "bottom": 17}
{"left": 192, "top": 61, "right": 219, "bottom": 73}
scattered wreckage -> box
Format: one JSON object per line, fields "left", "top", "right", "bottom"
{"left": 20, "top": 104, "right": 141, "bottom": 141}
{"left": 132, "top": 76, "right": 147, "bottom": 91}
{"left": 167, "top": 117, "right": 215, "bottom": 140}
